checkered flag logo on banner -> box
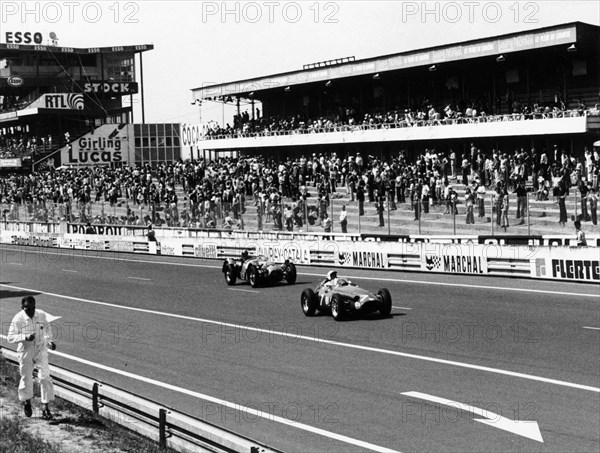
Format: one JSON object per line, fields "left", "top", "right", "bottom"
{"left": 338, "top": 252, "right": 352, "bottom": 266}
{"left": 425, "top": 255, "right": 442, "bottom": 271}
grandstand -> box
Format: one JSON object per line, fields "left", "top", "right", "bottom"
{"left": 0, "top": 36, "right": 162, "bottom": 170}
{"left": 190, "top": 22, "right": 599, "bottom": 161}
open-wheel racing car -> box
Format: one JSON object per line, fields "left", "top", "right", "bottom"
{"left": 223, "top": 254, "right": 297, "bottom": 288}
{"left": 301, "top": 272, "right": 392, "bottom": 321}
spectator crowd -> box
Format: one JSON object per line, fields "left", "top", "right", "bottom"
{"left": 1, "top": 140, "right": 598, "bottom": 231}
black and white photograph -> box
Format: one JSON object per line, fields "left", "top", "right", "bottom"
{"left": 0, "top": 1, "right": 599, "bottom": 452}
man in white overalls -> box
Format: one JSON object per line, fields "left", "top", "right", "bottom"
{"left": 7, "top": 296, "right": 57, "bottom": 419}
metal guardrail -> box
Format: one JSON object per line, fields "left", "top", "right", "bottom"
{"left": 1, "top": 348, "right": 281, "bottom": 453}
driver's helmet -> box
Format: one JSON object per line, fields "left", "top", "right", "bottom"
{"left": 327, "top": 270, "right": 337, "bottom": 281}
{"left": 241, "top": 250, "right": 249, "bottom": 261}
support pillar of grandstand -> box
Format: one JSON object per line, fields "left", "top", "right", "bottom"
{"left": 140, "top": 51, "right": 146, "bottom": 124}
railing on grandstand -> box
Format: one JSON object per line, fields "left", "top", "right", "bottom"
{"left": 1, "top": 188, "right": 594, "bottom": 237}
{"left": 202, "top": 109, "right": 591, "bottom": 141}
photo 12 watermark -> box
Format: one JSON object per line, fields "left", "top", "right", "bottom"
{"left": 196, "top": 400, "right": 340, "bottom": 425}
{"left": 399, "top": 321, "right": 541, "bottom": 344}
{"left": 200, "top": 1, "right": 340, "bottom": 24}
{"left": 400, "top": 1, "right": 540, "bottom": 24}
{"left": 0, "top": 1, "right": 140, "bottom": 25}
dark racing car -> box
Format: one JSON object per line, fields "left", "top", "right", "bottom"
{"left": 223, "top": 254, "right": 297, "bottom": 288}
{"left": 301, "top": 271, "right": 392, "bottom": 321}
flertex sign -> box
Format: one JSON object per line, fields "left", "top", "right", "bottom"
{"left": 82, "top": 82, "right": 138, "bottom": 94}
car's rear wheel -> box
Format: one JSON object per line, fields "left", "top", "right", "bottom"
{"left": 248, "top": 266, "right": 260, "bottom": 288}
{"left": 223, "top": 264, "right": 236, "bottom": 285}
{"left": 301, "top": 288, "right": 317, "bottom": 316}
{"left": 331, "top": 294, "right": 344, "bottom": 321}
{"left": 286, "top": 262, "right": 297, "bottom": 285}
{"left": 378, "top": 288, "right": 392, "bottom": 317}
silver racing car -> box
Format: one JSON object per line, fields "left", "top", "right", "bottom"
{"left": 223, "top": 254, "right": 297, "bottom": 288}
{"left": 301, "top": 271, "right": 392, "bottom": 321}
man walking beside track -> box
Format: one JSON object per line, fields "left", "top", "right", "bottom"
{"left": 7, "top": 296, "right": 57, "bottom": 419}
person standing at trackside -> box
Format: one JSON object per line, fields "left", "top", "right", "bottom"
{"left": 574, "top": 220, "right": 587, "bottom": 246}
{"left": 7, "top": 296, "right": 57, "bottom": 419}
{"left": 339, "top": 205, "right": 348, "bottom": 233}
{"left": 85, "top": 222, "right": 95, "bottom": 234}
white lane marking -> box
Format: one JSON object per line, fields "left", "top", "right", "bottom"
{"left": 2, "top": 247, "right": 597, "bottom": 298}
{"left": 228, "top": 288, "right": 259, "bottom": 293}
{"left": 393, "top": 306, "right": 412, "bottom": 310}
{"left": 5, "top": 262, "right": 23, "bottom": 265}
{"left": 1, "top": 284, "right": 598, "bottom": 393}
{"left": 0, "top": 338, "right": 397, "bottom": 453}
{"left": 402, "top": 392, "right": 543, "bottom": 443}
{"left": 583, "top": 326, "right": 600, "bottom": 331}
{"left": 62, "top": 270, "right": 78, "bottom": 273}
{"left": 127, "top": 277, "right": 151, "bottom": 281}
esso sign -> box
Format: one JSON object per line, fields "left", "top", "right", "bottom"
{"left": 4, "top": 32, "right": 43, "bottom": 44}
{"left": 7, "top": 76, "right": 24, "bottom": 87}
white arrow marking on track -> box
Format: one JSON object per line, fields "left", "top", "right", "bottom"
{"left": 402, "top": 391, "right": 544, "bottom": 443}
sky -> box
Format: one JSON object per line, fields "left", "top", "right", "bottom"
{"left": 1, "top": 1, "right": 599, "bottom": 126}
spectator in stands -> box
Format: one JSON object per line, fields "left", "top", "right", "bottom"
{"left": 147, "top": 224, "right": 157, "bottom": 242}
{"left": 323, "top": 215, "right": 332, "bottom": 232}
{"left": 579, "top": 180, "right": 590, "bottom": 221}
{"left": 339, "top": 205, "right": 348, "bottom": 233}
{"left": 513, "top": 182, "right": 527, "bottom": 223}
{"left": 501, "top": 192, "right": 510, "bottom": 231}
{"left": 587, "top": 186, "right": 598, "bottom": 225}
{"left": 476, "top": 182, "right": 486, "bottom": 217}
{"left": 556, "top": 181, "right": 568, "bottom": 227}
{"left": 574, "top": 220, "right": 587, "bottom": 246}
{"left": 465, "top": 188, "right": 475, "bottom": 224}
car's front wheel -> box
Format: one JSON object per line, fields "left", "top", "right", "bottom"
{"left": 301, "top": 288, "right": 317, "bottom": 316}
{"left": 224, "top": 264, "right": 236, "bottom": 286}
{"left": 331, "top": 294, "right": 344, "bottom": 321}
{"left": 248, "top": 266, "right": 260, "bottom": 288}
{"left": 378, "top": 288, "right": 392, "bottom": 318}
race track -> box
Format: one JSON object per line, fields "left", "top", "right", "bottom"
{"left": 1, "top": 245, "right": 599, "bottom": 453}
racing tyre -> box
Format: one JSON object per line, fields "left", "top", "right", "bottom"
{"left": 223, "top": 264, "right": 237, "bottom": 286}
{"left": 378, "top": 288, "right": 392, "bottom": 318}
{"left": 286, "top": 262, "right": 297, "bottom": 285}
{"left": 301, "top": 288, "right": 318, "bottom": 316}
{"left": 248, "top": 266, "right": 260, "bottom": 288}
{"left": 331, "top": 294, "right": 344, "bottom": 321}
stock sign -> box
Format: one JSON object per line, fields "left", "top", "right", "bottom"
{"left": 83, "top": 82, "right": 138, "bottom": 94}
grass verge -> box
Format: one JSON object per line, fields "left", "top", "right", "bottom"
{"left": 0, "top": 353, "right": 176, "bottom": 453}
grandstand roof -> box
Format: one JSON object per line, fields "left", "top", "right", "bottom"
{"left": 192, "top": 22, "right": 599, "bottom": 100}
{"left": 0, "top": 43, "right": 153, "bottom": 58}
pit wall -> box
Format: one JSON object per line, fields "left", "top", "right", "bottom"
{"left": 0, "top": 223, "right": 598, "bottom": 283}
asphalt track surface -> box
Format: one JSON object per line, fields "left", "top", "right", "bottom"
{"left": 0, "top": 245, "right": 599, "bottom": 453}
